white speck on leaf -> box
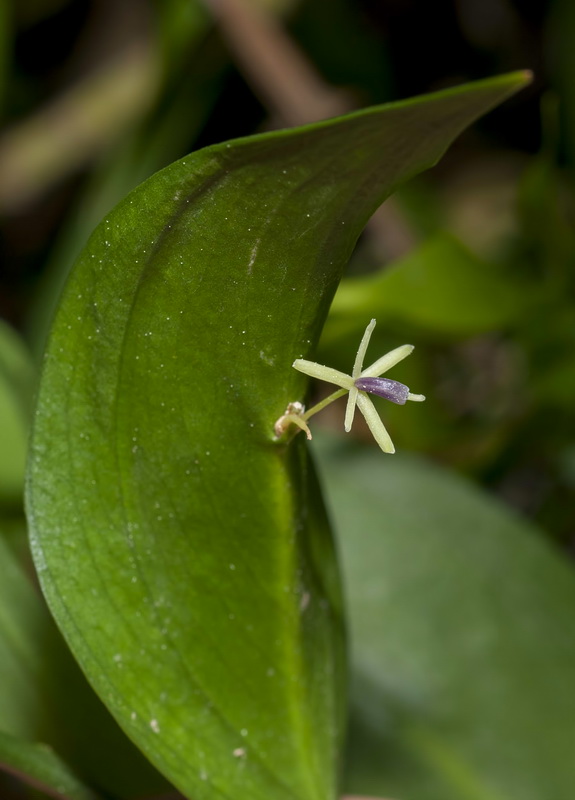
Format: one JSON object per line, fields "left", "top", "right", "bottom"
{"left": 259, "top": 349, "right": 275, "bottom": 366}
{"left": 247, "top": 238, "right": 261, "bottom": 273}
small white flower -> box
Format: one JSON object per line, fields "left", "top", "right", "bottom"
{"left": 288, "top": 319, "right": 425, "bottom": 454}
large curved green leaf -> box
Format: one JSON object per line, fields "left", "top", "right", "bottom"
{"left": 27, "top": 73, "right": 529, "bottom": 800}
{"left": 312, "top": 436, "right": 575, "bottom": 800}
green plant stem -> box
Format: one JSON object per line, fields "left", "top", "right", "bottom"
{"left": 303, "top": 388, "right": 348, "bottom": 420}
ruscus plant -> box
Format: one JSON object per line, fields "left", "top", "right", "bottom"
{"left": 2, "top": 60, "right": 575, "bottom": 800}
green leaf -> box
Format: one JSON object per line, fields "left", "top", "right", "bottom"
{"left": 27, "top": 72, "right": 530, "bottom": 800}
{"left": 0, "top": 533, "right": 52, "bottom": 741}
{"left": 156, "top": 0, "right": 210, "bottom": 77}
{"left": 327, "top": 232, "right": 535, "bottom": 339}
{"left": 0, "top": 529, "right": 169, "bottom": 798}
{"left": 0, "top": 731, "right": 98, "bottom": 800}
{"left": 0, "top": 320, "right": 35, "bottom": 506}
{"left": 312, "top": 435, "right": 575, "bottom": 800}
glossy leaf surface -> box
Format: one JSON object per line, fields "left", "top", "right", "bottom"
{"left": 313, "top": 436, "right": 575, "bottom": 800}
{"left": 27, "top": 73, "right": 529, "bottom": 800}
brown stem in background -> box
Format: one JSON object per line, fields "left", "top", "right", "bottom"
{"left": 0, "top": 0, "right": 158, "bottom": 215}
{"left": 201, "top": 0, "right": 417, "bottom": 261}
{"left": 203, "top": 0, "right": 349, "bottom": 125}
{"left": 0, "top": 43, "right": 159, "bottom": 214}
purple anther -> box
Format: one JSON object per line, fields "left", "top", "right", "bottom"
{"left": 354, "top": 376, "right": 410, "bottom": 405}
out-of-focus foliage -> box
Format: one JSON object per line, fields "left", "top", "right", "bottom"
{"left": 315, "top": 433, "right": 575, "bottom": 800}
{"left": 0, "top": 1, "right": 573, "bottom": 799}
{"left": 0, "top": 320, "right": 33, "bottom": 508}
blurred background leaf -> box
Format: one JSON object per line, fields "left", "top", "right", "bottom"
{"left": 0, "top": 320, "right": 34, "bottom": 509}
{"left": 0, "top": 731, "right": 99, "bottom": 800}
{"left": 314, "top": 434, "right": 575, "bottom": 800}
{"left": 326, "top": 232, "right": 537, "bottom": 338}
